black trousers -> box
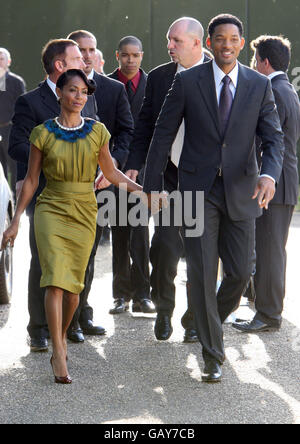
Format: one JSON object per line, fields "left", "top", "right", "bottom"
{"left": 27, "top": 214, "right": 48, "bottom": 339}
{"left": 111, "top": 189, "right": 150, "bottom": 302}
{"left": 184, "top": 176, "right": 255, "bottom": 364}
{"left": 150, "top": 160, "right": 195, "bottom": 329}
{"left": 254, "top": 204, "right": 294, "bottom": 327}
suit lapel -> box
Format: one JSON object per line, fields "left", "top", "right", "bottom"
{"left": 39, "top": 80, "right": 60, "bottom": 115}
{"left": 163, "top": 63, "right": 177, "bottom": 91}
{"left": 196, "top": 62, "right": 221, "bottom": 137}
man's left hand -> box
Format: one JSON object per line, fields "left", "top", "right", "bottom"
{"left": 252, "top": 176, "right": 276, "bottom": 209}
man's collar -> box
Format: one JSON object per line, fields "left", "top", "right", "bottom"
{"left": 268, "top": 71, "right": 286, "bottom": 80}
{"left": 212, "top": 60, "right": 239, "bottom": 88}
{"left": 46, "top": 77, "right": 57, "bottom": 97}
{"left": 87, "top": 69, "right": 94, "bottom": 79}
{"left": 177, "top": 53, "right": 205, "bottom": 73}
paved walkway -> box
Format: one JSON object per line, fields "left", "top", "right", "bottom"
{"left": 0, "top": 215, "right": 299, "bottom": 424}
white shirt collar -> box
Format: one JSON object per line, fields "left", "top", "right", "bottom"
{"left": 87, "top": 69, "right": 94, "bottom": 79}
{"left": 268, "top": 71, "right": 285, "bottom": 80}
{"left": 46, "top": 77, "right": 57, "bottom": 98}
{"left": 177, "top": 53, "right": 205, "bottom": 73}
{"left": 212, "top": 59, "right": 239, "bottom": 89}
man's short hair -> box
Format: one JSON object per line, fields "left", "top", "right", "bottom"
{"left": 67, "top": 30, "right": 97, "bottom": 45}
{"left": 208, "top": 14, "right": 244, "bottom": 37}
{"left": 41, "top": 39, "right": 78, "bottom": 75}
{"left": 251, "top": 35, "right": 291, "bottom": 72}
{"left": 118, "top": 36, "right": 143, "bottom": 52}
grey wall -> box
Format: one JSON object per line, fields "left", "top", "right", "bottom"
{"left": 1, "top": 0, "right": 299, "bottom": 92}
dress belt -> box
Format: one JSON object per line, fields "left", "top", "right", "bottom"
{"left": 46, "top": 180, "right": 94, "bottom": 193}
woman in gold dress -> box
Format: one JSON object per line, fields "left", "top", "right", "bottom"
{"left": 1, "top": 69, "right": 147, "bottom": 384}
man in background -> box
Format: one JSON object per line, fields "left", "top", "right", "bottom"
{"left": 125, "top": 17, "right": 211, "bottom": 343}
{"left": 108, "top": 36, "right": 154, "bottom": 315}
{"left": 233, "top": 35, "right": 300, "bottom": 333}
{"left": 66, "top": 30, "right": 134, "bottom": 341}
{"left": 9, "top": 39, "right": 97, "bottom": 352}
{"left": 94, "top": 48, "right": 105, "bottom": 74}
{"left": 0, "top": 48, "right": 26, "bottom": 193}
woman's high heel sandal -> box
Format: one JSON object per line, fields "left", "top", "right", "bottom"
{"left": 50, "top": 356, "right": 72, "bottom": 384}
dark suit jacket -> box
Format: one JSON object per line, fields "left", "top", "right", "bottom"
{"left": 93, "top": 71, "right": 134, "bottom": 169}
{"left": 0, "top": 71, "right": 26, "bottom": 125}
{"left": 8, "top": 80, "right": 97, "bottom": 214}
{"left": 143, "top": 61, "right": 285, "bottom": 221}
{"left": 125, "top": 57, "right": 210, "bottom": 171}
{"left": 262, "top": 73, "right": 300, "bottom": 205}
{"left": 108, "top": 68, "right": 147, "bottom": 125}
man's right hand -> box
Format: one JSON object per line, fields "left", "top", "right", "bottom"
{"left": 125, "top": 169, "right": 139, "bottom": 182}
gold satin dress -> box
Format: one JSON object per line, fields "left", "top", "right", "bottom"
{"left": 29, "top": 118, "right": 110, "bottom": 294}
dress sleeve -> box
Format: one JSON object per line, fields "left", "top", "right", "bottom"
{"left": 29, "top": 124, "right": 47, "bottom": 151}
{"left": 95, "top": 122, "right": 111, "bottom": 148}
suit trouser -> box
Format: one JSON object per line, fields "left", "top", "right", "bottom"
{"left": 111, "top": 191, "right": 150, "bottom": 302}
{"left": 150, "top": 160, "right": 195, "bottom": 329}
{"left": 254, "top": 204, "right": 294, "bottom": 327}
{"left": 27, "top": 214, "right": 48, "bottom": 339}
{"left": 184, "top": 176, "right": 255, "bottom": 364}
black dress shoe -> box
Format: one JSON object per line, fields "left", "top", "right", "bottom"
{"left": 109, "top": 299, "right": 128, "bottom": 314}
{"left": 183, "top": 328, "right": 199, "bottom": 343}
{"left": 132, "top": 299, "right": 156, "bottom": 313}
{"left": 30, "top": 337, "right": 49, "bottom": 352}
{"left": 154, "top": 314, "right": 173, "bottom": 340}
{"left": 67, "top": 328, "right": 85, "bottom": 343}
{"left": 81, "top": 320, "right": 106, "bottom": 336}
{"left": 202, "top": 359, "right": 222, "bottom": 383}
{"left": 232, "top": 318, "right": 280, "bottom": 333}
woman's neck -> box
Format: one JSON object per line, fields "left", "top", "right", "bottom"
{"left": 57, "top": 111, "right": 82, "bottom": 128}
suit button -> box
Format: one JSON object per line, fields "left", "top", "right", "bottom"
{"left": 222, "top": 143, "right": 227, "bottom": 148}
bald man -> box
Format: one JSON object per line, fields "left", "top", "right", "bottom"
{"left": 125, "top": 18, "right": 211, "bottom": 343}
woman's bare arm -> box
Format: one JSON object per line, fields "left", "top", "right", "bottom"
{"left": 1, "top": 144, "right": 42, "bottom": 249}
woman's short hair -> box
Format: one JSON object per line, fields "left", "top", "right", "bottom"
{"left": 56, "top": 69, "right": 96, "bottom": 95}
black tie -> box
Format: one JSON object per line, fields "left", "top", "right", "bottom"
{"left": 219, "top": 75, "right": 233, "bottom": 137}
{"left": 126, "top": 80, "right": 135, "bottom": 104}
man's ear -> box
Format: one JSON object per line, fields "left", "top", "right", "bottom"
{"left": 54, "top": 59, "right": 64, "bottom": 73}
{"left": 206, "top": 36, "right": 211, "bottom": 49}
{"left": 240, "top": 37, "right": 246, "bottom": 50}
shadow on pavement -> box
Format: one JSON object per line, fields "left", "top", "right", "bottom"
{"left": 0, "top": 312, "right": 299, "bottom": 424}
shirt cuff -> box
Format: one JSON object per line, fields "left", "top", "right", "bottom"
{"left": 260, "top": 174, "right": 276, "bottom": 184}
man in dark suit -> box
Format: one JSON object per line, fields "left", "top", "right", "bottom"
{"left": 107, "top": 35, "right": 154, "bottom": 315}
{"left": 233, "top": 35, "right": 300, "bottom": 333}
{"left": 142, "top": 14, "right": 284, "bottom": 382}
{"left": 66, "top": 30, "right": 134, "bottom": 340}
{"left": 125, "top": 17, "right": 210, "bottom": 343}
{"left": 0, "top": 48, "right": 26, "bottom": 193}
{"left": 9, "top": 39, "right": 97, "bottom": 352}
